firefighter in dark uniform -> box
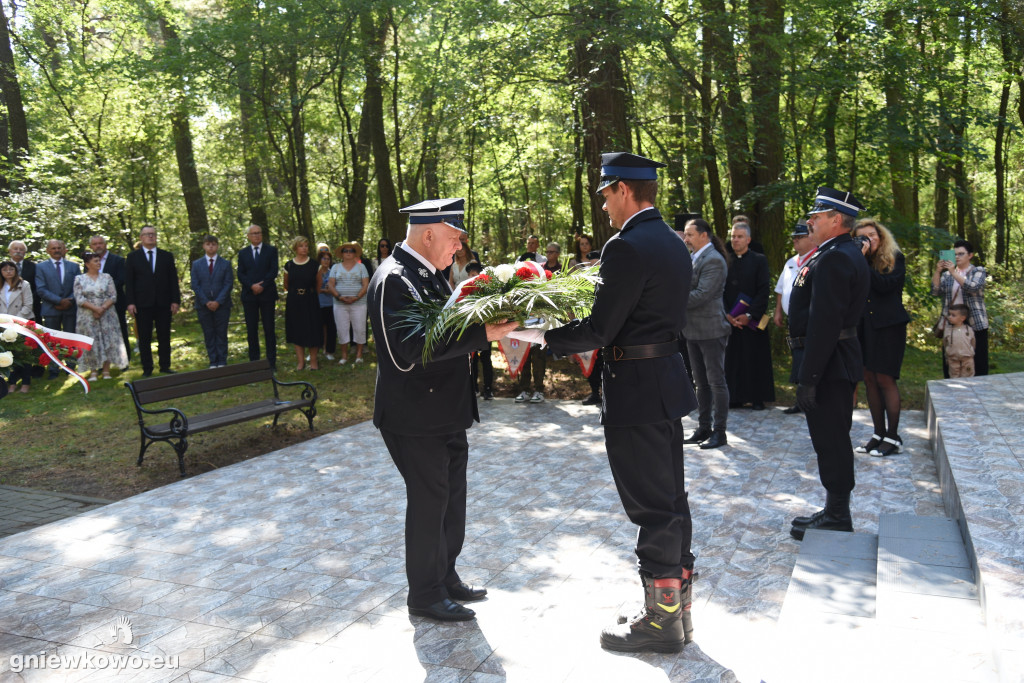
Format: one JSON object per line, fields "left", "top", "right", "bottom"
{"left": 510, "top": 153, "right": 698, "bottom": 653}
{"left": 787, "top": 187, "right": 871, "bottom": 541}
{"left": 368, "top": 198, "right": 517, "bottom": 622}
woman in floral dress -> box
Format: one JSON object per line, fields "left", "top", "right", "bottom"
{"left": 75, "top": 253, "right": 128, "bottom": 379}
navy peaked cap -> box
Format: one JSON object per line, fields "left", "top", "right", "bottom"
{"left": 597, "top": 152, "right": 667, "bottom": 193}
{"left": 806, "top": 187, "right": 864, "bottom": 217}
{"left": 674, "top": 213, "right": 703, "bottom": 230}
{"left": 400, "top": 198, "right": 466, "bottom": 232}
{"left": 790, "top": 220, "right": 810, "bottom": 237}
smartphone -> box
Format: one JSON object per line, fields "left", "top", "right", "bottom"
{"left": 939, "top": 249, "right": 954, "bottom": 263}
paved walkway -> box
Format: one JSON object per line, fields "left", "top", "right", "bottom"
{"left": 0, "top": 487, "right": 109, "bottom": 539}
{"left": 0, "top": 402, "right": 947, "bottom": 681}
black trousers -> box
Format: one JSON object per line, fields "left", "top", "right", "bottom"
{"left": 587, "top": 354, "right": 603, "bottom": 393}
{"left": 381, "top": 428, "right": 469, "bottom": 607}
{"left": 320, "top": 305, "right": 337, "bottom": 354}
{"left": 135, "top": 306, "right": 172, "bottom": 373}
{"left": 115, "top": 303, "right": 131, "bottom": 358}
{"left": 471, "top": 343, "right": 493, "bottom": 391}
{"left": 804, "top": 378, "right": 856, "bottom": 494}
{"left": 243, "top": 299, "right": 277, "bottom": 366}
{"left": 604, "top": 419, "right": 694, "bottom": 578}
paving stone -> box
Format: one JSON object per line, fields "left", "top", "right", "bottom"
{"left": 878, "top": 512, "right": 961, "bottom": 542}
{"left": 878, "top": 536, "right": 970, "bottom": 568}
{"left": 877, "top": 559, "right": 977, "bottom": 599}
{"left": 800, "top": 530, "right": 878, "bottom": 560}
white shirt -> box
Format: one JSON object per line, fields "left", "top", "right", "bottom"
{"left": 401, "top": 243, "right": 437, "bottom": 275}
{"left": 144, "top": 249, "right": 157, "bottom": 271}
{"left": 774, "top": 254, "right": 800, "bottom": 316}
{"left": 621, "top": 206, "right": 656, "bottom": 230}
{"left": 97, "top": 251, "right": 109, "bottom": 272}
{"left": 690, "top": 242, "right": 712, "bottom": 264}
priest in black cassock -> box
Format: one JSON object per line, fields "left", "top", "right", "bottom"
{"left": 723, "top": 222, "right": 775, "bottom": 409}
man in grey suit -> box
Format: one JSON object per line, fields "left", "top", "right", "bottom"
{"left": 680, "top": 219, "right": 731, "bottom": 449}
{"left": 35, "top": 239, "right": 81, "bottom": 378}
{"left": 190, "top": 235, "right": 233, "bottom": 368}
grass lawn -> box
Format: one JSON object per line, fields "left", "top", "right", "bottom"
{"left": 2, "top": 313, "right": 1021, "bottom": 501}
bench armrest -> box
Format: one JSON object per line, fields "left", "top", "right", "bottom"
{"left": 272, "top": 377, "right": 318, "bottom": 404}
{"left": 124, "top": 382, "right": 189, "bottom": 436}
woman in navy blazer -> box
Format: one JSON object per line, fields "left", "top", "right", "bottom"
{"left": 853, "top": 219, "right": 911, "bottom": 458}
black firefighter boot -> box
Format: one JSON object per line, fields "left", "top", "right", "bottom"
{"left": 790, "top": 492, "right": 853, "bottom": 541}
{"left": 601, "top": 575, "right": 687, "bottom": 653}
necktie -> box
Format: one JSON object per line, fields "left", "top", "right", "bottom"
{"left": 147, "top": 250, "right": 154, "bottom": 271}
{"left": 254, "top": 247, "right": 260, "bottom": 260}
{"left": 56, "top": 260, "right": 62, "bottom": 284}
{"left": 209, "top": 258, "right": 214, "bottom": 274}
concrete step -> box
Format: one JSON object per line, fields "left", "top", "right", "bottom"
{"left": 766, "top": 514, "right": 998, "bottom": 683}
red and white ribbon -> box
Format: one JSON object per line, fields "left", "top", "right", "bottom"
{"left": 0, "top": 315, "right": 94, "bottom": 393}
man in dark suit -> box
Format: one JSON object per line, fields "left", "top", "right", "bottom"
{"left": 788, "top": 187, "right": 871, "bottom": 540}
{"left": 236, "top": 224, "right": 278, "bottom": 368}
{"left": 190, "top": 235, "right": 233, "bottom": 368}
{"left": 7, "top": 240, "right": 40, "bottom": 322}
{"left": 681, "top": 218, "right": 732, "bottom": 450}
{"left": 514, "top": 153, "right": 699, "bottom": 653}
{"left": 36, "top": 239, "right": 81, "bottom": 378}
{"left": 125, "top": 226, "right": 181, "bottom": 376}
{"left": 368, "top": 198, "right": 516, "bottom": 623}
{"left": 90, "top": 234, "right": 131, "bottom": 359}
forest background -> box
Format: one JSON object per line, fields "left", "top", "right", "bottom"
{"left": 2, "top": 0, "right": 1024, "bottom": 348}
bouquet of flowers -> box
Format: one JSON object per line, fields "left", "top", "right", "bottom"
{"left": 396, "top": 260, "right": 600, "bottom": 363}
{"left": 0, "top": 314, "right": 94, "bottom": 395}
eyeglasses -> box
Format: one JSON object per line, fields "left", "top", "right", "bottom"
{"left": 546, "top": 250, "right": 559, "bottom": 254}
{"left": 342, "top": 249, "right": 355, "bottom": 253}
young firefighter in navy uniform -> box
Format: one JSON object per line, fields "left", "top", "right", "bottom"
{"left": 510, "top": 153, "right": 698, "bottom": 653}
{"left": 787, "top": 187, "right": 871, "bottom": 540}
{"left": 368, "top": 198, "right": 517, "bottom": 622}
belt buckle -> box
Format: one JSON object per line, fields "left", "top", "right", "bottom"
{"left": 786, "top": 336, "right": 795, "bottom": 350}
{"left": 612, "top": 346, "right": 625, "bottom": 361}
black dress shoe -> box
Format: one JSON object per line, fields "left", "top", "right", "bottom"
{"left": 699, "top": 431, "right": 727, "bottom": 449}
{"left": 582, "top": 392, "right": 601, "bottom": 406}
{"left": 782, "top": 405, "right": 802, "bottom": 414}
{"left": 142, "top": 370, "right": 153, "bottom": 377}
{"left": 160, "top": 368, "right": 176, "bottom": 375}
{"left": 751, "top": 402, "right": 766, "bottom": 411}
{"left": 683, "top": 428, "right": 712, "bottom": 445}
{"left": 408, "top": 598, "right": 476, "bottom": 621}
{"left": 482, "top": 388, "right": 494, "bottom": 400}
{"left": 447, "top": 581, "right": 487, "bottom": 602}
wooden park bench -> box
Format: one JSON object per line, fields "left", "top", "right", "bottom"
{"left": 124, "top": 360, "right": 317, "bottom": 477}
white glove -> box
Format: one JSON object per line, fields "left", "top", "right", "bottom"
{"left": 506, "top": 328, "right": 547, "bottom": 347}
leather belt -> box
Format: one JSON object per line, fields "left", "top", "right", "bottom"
{"left": 603, "top": 341, "right": 680, "bottom": 362}
{"left": 787, "top": 326, "right": 857, "bottom": 350}
{"left": 295, "top": 288, "right": 309, "bottom": 295}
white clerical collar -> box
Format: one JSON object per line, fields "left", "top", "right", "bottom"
{"left": 400, "top": 243, "right": 437, "bottom": 274}
{"left": 622, "top": 206, "right": 656, "bottom": 230}
{"left": 691, "top": 242, "right": 712, "bottom": 262}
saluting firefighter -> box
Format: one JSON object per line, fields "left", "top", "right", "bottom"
{"left": 787, "top": 187, "right": 871, "bottom": 541}
{"left": 509, "top": 153, "right": 699, "bottom": 653}
{"left": 367, "top": 199, "right": 517, "bottom": 622}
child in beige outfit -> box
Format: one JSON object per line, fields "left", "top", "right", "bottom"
{"left": 943, "top": 304, "right": 976, "bottom": 378}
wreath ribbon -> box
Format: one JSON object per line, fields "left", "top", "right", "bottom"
{"left": 0, "top": 315, "right": 95, "bottom": 393}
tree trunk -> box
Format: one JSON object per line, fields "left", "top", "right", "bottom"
{"left": 934, "top": 157, "right": 950, "bottom": 235}
{"left": 699, "top": 48, "right": 728, "bottom": 237}
{"left": 361, "top": 11, "right": 404, "bottom": 244}
{"left": 0, "top": 0, "right": 30, "bottom": 181}
{"left": 701, "top": 0, "right": 753, "bottom": 212}
{"left": 287, "top": 54, "right": 313, "bottom": 240}
{"left": 748, "top": 0, "right": 786, "bottom": 271}
{"left": 684, "top": 101, "right": 704, "bottom": 219}
{"left": 822, "top": 29, "right": 847, "bottom": 187}
{"left": 338, "top": 78, "right": 372, "bottom": 246}
{"left": 157, "top": 13, "right": 209, "bottom": 261}
{"left": 994, "top": 80, "right": 1009, "bottom": 264}
{"left": 238, "top": 57, "right": 268, "bottom": 231}
{"left": 571, "top": 0, "right": 631, "bottom": 246}
{"left": 881, "top": 9, "right": 915, "bottom": 238}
